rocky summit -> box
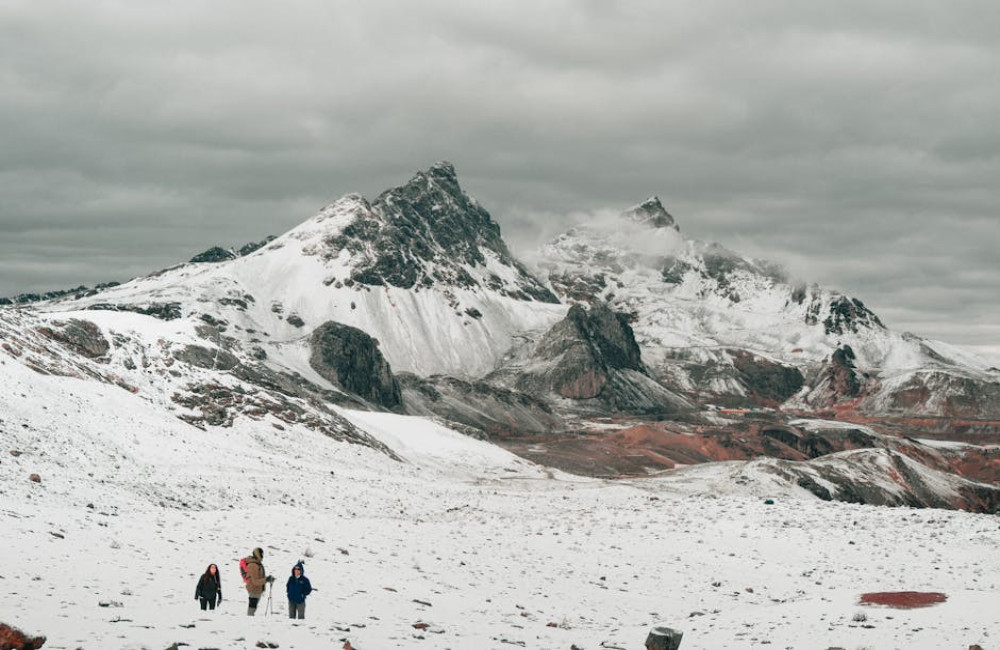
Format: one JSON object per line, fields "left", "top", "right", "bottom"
{"left": 3, "top": 162, "right": 999, "bottom": 513}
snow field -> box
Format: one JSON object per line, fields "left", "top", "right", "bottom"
{"left": 2, "top": 356, "right": 998, "bottom": 649}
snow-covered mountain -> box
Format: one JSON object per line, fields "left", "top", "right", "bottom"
{"left": 538, "top": 196, "right": 1000, "bottom": 419}
{"left": 38, "top": 162, "right": 565, "bottom": 381}
{"left": 2, "top": 162, "right": 998, "bottom": 515}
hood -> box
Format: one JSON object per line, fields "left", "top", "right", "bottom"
{"left": 291, "top": 561, "right": 306, "bottom": 577}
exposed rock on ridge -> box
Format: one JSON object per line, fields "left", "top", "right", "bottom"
{"left": 310, "top": 321, "right": 402, "bottom": 409}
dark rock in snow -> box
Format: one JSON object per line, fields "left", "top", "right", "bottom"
{"left": 189, "top": 247, "right": 237, "bottom": 264}
{"left": 36, "top": 319, "right": 109, "bottom": 359}
{"left": 645, "top": 625, "right": 683, "bottom": 649}
{"left": 86, "top": 302, "right": 183, "bottom": 321}
{"left": 729, "top": 349, "right": 804, "bottom": 404}
{"left": 822, "top": 296, "right": 885, "bottom": 335}
{"left": 489, "top": 303, "right": 690, "bottom": 416}
{"left": 310, "top": 321, "right": 402, "bottom": 409}
{"left": 0, "top": 622, "right": 46, "bottom": 649}
{"left": 317, "top": 162, "right": 558, "bottom": 303}
{"left": 622, "top": 196, "right": 679, "bottom": 231}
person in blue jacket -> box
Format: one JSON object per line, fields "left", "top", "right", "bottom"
{"left": 286, "top": 561, "right": 313, "bottom": 619}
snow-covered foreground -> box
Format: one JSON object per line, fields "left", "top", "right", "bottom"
{"left": 2, "top": 365, "right": 998, "bottom": 649}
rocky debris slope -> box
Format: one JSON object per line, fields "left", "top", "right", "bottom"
{"left": 0, "top": 308, "right": 394, "bottom": 457}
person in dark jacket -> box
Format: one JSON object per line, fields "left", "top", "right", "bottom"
{"left": 285, "top": 561, "right": 313, "bottom": 619}
{"left": 194, "top": 563, "right": 222, "bottom": 610}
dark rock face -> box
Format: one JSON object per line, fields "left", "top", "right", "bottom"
{"left": 189, "top": 236, "right": 276, "bottom": 264}
{"left": 314, "top": 162, "right": 558, "bottom": 303}
{"left": 814, "top": 295, "right": 885, "bottom": 335}
{"left": 189, "top": 247, "right": 237, "bottom": 264}
{"left": 622, "top": 196, "right": 678, "bottom": 230}
{"left": 86, "top": 302, "right": 183, "bottom": 321}
{"left": 237, "top": 235, "right": 277, "bottom": 257}
{"left": 309, "top": 321, "right": 402, "bottom": 409}
{"left": 0, "top": 622, "right": 46, "bottom": 650}
{"left": 533, "top": 303, "right": 645, "bottom": 400}
{"left": 36, "top": 319, "right": 109, "bottom": 359}
{"left": 490, "top": 303, "right": 689, "bottom": 415}
{"left": 729, "top": 350, "right": 804, "bottom": 404}
{"left": 806, "top": 344, "right": 865, "bottom": 408}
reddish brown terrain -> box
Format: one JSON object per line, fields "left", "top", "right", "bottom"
{"left": 859, "top": 592, "right": 947, "bottom": 609}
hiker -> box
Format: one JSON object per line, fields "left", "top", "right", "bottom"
{"left": 286, "top": 561, "right": 313, "bottom": 619}
{"left": 241, "top": 547, "right": 274, "bottom": 616}
{"left": 194, "top": 563, "right": 222, "bottom": 611}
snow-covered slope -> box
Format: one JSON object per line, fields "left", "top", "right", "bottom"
{"left": 3, "top": 343, "right": 999, "bottom": 649}
{"left": 40, "top": 163, "right": 566, "bottom": 380}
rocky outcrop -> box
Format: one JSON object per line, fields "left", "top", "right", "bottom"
{"left": 529, "top": 303, "right": 644, "bottom": 400}
{"left": 36, "top": 319, "right": 109, "bottom": 359}
{"left": 189, "top": 246, "right": 236, "bottom": 264}
{"left": 622, "top": 196, "right": 678, "bottom": 231}
{"left": 0, "top": 623, "right": 46, "bottom": 649}
{"left": 309, "top": 321, "right": 402, "bottom": 409}
{"left": 85, "top": 302, "right": 183, "bottom": 321}
{"left": 189, "top": 236, "right": 277, "bottom": 264}
{"left": 490, "top": 303, "right": 690, "bottom": 415}
{"left": 805, "top": 345, "right": 865, "bottom": 409}
{"left": 805, "top": 294, "right": 885, "bottom": 335}
{"left": 313, "top": 162, "right": 558, "bottom": 302}
{"left": 729, "top": 350, "right": 804, "bottom": 405}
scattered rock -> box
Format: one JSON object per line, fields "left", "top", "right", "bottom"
{"left": 645, "top": 625, "right": 683, "bottom": 650}
{"left": 28, "top": 474, "right": 40, "bottom": 483}
{"left": 0, "top": 622, "right": 46, "bottom": 649}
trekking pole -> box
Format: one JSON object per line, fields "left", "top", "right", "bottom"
{"left": 265, "top": 578, "right": 274, "bottom": 616}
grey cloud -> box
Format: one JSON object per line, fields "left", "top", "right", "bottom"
{"left": 1, "top": 1, "right": 997, "bottom": 348}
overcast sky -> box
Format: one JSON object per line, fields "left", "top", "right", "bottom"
{"left": 1, "top": 1, "right": 998, "bottom": 352}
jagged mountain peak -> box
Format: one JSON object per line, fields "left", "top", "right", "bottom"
{"left": 621, "top": 195, "right": 678, "bottom": 231}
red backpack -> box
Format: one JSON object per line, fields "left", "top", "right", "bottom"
{"left": 239, "top": 557, "right": 250, "bottom": 584}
